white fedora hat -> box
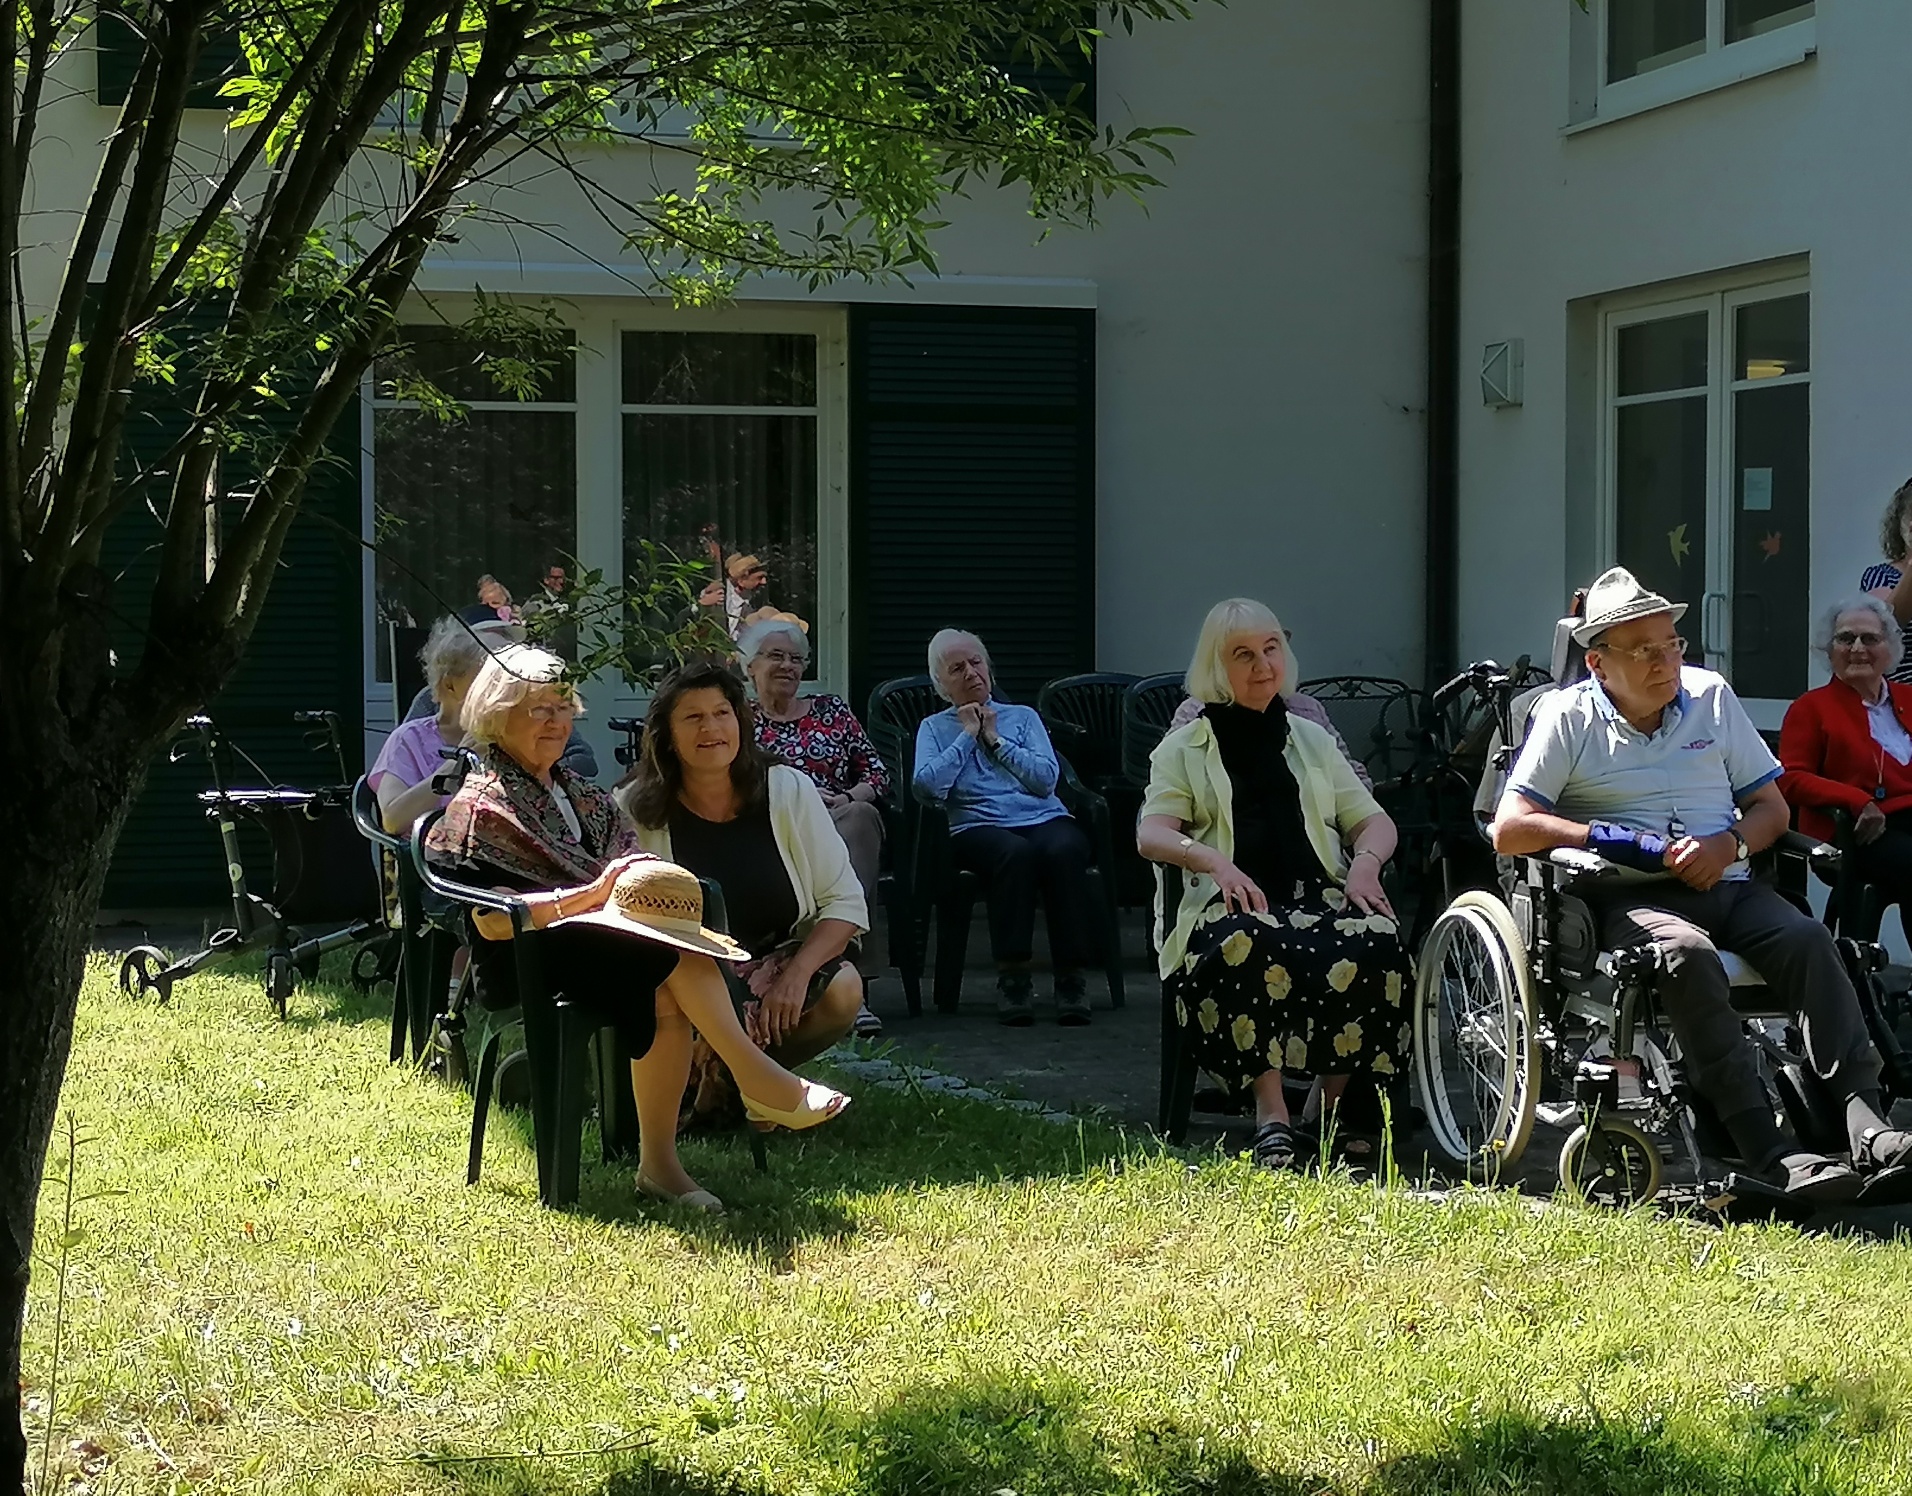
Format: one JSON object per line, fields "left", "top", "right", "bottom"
{"left": 1572, "top": 566, "right": 1688, "bottom": 647}
{"left": 554, "top": 860, "right": 750, "bottom": 961}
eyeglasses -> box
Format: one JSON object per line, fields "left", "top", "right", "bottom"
{"left": 758, "top": 650, "right": 807, "bottom": 667}
{"left": 526, "top": 699, "right": 577, "bottom": 723}
{"left": 1834, "top": 631, "right": 1888, "bottom": 649}
{"left": 1597, "top": 637, "right": 1688, "bottom": 665}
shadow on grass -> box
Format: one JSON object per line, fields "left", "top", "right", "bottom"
{"left": 433, "top": 1375, "right": 1311, "bottom": 1496}
{"left": 429, "top": 1375, "right": 1898, "bottom": 1496}
{"left": 1372, "top": 1380, "right": 1895, "bottom": 1496}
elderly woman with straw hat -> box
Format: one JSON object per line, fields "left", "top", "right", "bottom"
{"left": 1138, "top": 599, "right": 1409, "bottom": 1172}
{"left": 428, "top": 644, "right": 848, "bottom": 1215}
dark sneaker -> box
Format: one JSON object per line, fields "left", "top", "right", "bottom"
{"left": 1759, "top": 1150, "right": 1864, "bottom": 1206}
{"left": 996, "top": 971, "right": 1035, "bottom": 1027}
{"left": 1055, "top": 973, "right": 1091, "bottom": 1027}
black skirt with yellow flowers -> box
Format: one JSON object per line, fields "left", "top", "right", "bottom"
{"left": 1165, "top": 879, "right": 1411, "bottom": 1090}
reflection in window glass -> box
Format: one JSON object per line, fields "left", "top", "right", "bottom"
{"left": 1607, "top": 0, "right": 1705, "bottom": 83}
{"left": 1617, "top": 312, "right": 1708, "bottom": 397}
{"left": 1615, "top": 396, "right": 1710, "bottom": 659}
{"left": 1731, "top": 379, "right": 1809, "bottom": 699}
{"left": 1726, "top": 0, "right": 1814, "bottom": 43}
{"left": 371, "top": 331, "right": 578, "bottom": 683}
{"left": 621, "top": 333, "right": 819, "bottom": 661}
{"left": 1735, "top": 294, "right": 1809, "bottom": 381}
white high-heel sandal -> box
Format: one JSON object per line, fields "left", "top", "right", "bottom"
{"left": 742, "top": 1079, "right": 851, "bottom": 1132}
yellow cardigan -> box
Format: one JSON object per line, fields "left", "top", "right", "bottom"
{"left": 1141, "top": 713, "right": 1383, "bottom": 979}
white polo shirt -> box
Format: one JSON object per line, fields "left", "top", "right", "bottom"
{"left": 1505, "top": 667, "right": 1781, "bottom": 882}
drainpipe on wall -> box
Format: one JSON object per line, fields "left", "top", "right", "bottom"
{"left": 1424, "top": 0, "right": 1461, "bottom": 690}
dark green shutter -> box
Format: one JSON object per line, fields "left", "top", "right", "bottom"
{"left": 100, "top": 312, "right": 363, "bottom": 909}
{"left": 848, "top": 305, "right": 1096, "bottom": 710}
{"left": 97, "top": 4, "right": 245, "bottom": 109}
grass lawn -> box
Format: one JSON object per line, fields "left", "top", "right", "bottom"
{"left": 21, "top": 956, "right": 1912, "bottom": 1495}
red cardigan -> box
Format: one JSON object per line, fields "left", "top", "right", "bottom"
{"left": 1779, "top": 679, "right": 1912, "bottom": 840}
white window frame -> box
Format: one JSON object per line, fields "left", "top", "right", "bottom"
{"left": 1572, "top": 0, "right": 1815, "bottom": 134}
{"left": 1595, "top": 272, "right": 1811, "bottom": 728}
{"left": 360, "top": 299, "right": 849, "bottom": 769}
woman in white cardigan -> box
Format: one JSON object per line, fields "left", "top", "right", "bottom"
{"left": 616, "top": 660, "right": 867, "bottom": 1070}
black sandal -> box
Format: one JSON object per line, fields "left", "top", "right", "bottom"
{"left": 1250, "top": 1120, "right": 1299, "bottom": 1172}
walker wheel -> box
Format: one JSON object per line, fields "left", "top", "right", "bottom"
{"left": 350, "top": 939, "right": 392, "bottom": 995}
{"left": 119, "top": 946, "right": 173, "bottom": 1004}
{"left": 265, "top": 953, "right": 293, "bottom": 1019}
{"left": 1559, "top": 1116, "right": 1664, "bottom": 1207}
{"left": 494, "top": 1048, "right": 531, "bottom": 1111}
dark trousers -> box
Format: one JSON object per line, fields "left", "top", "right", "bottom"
{"left": 1847, "top": 812, "right": 1912, "bottom": 944}
{"left": 1589, "top": 879, "right": 1881, "bottom": 1121}
{"left": 949, "top": 816, "right": 1097, "bottom": 972}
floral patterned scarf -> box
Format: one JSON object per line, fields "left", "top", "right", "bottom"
{"left": 427, "top": 745, "right": 635, "bottom": 888}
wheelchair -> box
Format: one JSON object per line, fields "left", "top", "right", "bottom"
{"left": 1411, "top": 644, "right": 1907, "bottom": 1209}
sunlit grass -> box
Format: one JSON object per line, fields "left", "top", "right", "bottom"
{"left": 23, "top": 955, "right": 1912, "bottom": 1494}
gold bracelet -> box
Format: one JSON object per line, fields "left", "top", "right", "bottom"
{"left": 1177, "top": 835, "right": 1196, "bottom": 868}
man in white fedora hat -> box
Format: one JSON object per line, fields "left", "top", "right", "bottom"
{"left": 1492, "top": 566, "right": 1912, "bottom": 1203}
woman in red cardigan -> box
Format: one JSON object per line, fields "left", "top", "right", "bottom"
{"left": 1780, "top": 594, "right": 1912, "bottom": 938}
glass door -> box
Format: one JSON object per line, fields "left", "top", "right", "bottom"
{"left": 1603, "top": 282, "right": 1810, "bottom": 704}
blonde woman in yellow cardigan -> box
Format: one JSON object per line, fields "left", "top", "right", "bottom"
{"left": 1138, "top": 598, "right": 1409, "bottom": 1171}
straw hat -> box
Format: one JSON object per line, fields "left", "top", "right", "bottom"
{"left": 554, "top": 861, "right": 750, "bottom": 960}
{"left": 1572, "top": 566, "right": 1689, "bottom": 647}
{"left": 725, "top": 553, "right": 767, "bottom": 581}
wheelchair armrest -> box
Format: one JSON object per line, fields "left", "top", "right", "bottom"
{"left": 1772, "top": 828, "right": 1841, "bottom": 875}
{"left": 1546, "top": 846, "right": 1623, "bottom": 879}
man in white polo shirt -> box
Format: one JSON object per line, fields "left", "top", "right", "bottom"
{"left": 1493, "top": 567, "right": 1911, "bottom": 1203}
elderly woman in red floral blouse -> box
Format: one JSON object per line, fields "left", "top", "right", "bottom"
{"left": 740, "top": 616, "right": 889, "bottom": 1035}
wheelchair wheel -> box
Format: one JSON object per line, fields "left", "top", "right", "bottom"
{"left": 1412, "top": 891, "right": 1541, "bottom": 1178}
{"left": 1559, "top": 1117, "right": 1663, "bottom": 1207}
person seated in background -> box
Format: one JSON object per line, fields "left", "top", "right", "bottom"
{"left": 1137, "top": 598, "right": 1407, "bottom": 1172}
{"left": 370, "top": 615, "right": 498, "bottom": 833}
{"left": 913, "top": 628, "right": 1100, "bottom": 1027}
{"left": 618, "top": 660, "right": 866, "bottom": 1111}
{"left": 1167, "top": 630, "right": 1373, "bottom": 789}
{"left": 427, "top": 645, "right": 848, "bottom": 1215}
{"left": 401, "top": 617, "right": 598, "bottom": 780}
{"left": 1492, "top": 568, "right": 1912, "bottom": 1204}
{"left": 460, "top": 573, "right": 518, "bottom": 626}
{"left": 737, "top": 616, "right": 888, "bottom": 1038}
{"left": 1780, "top": 595, "right": 1912, "bottom": 944}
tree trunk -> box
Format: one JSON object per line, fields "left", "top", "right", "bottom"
{"left": 0, "top": 728, "right": 143, "bottom": 1493}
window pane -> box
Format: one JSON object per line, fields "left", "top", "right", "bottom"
{"left": 376, "top": 326, "right": 576, "bottom": 404}
{"left": 373, "top": 409, "right": 576, "bottom": 681}
{"left": 621, "top": 332, "right": 817, "bottom": 407}
{"left": 1615, "top": 395, "right": 1709, "bottom": 658}
{"left": 1735, "top": 294, "right": 1809, "bottom": 381}
{"left": 622, "top": 413, "right": 818, "bottom": 651}
{"left": 1731, "top": 382, "right": 1810, "bottom": 698}
{"left": 1617, "top": 312, "right": 1708, "bottom": 396}
{"left": 1727, "top": 0, "right": 1813, "bottom": 43}
{"left": 1607, "top": 0, "right": 1706, "bottom": 83}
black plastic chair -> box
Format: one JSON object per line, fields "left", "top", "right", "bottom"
{"left": 1121, "top": 674, "right": 1186, "bottom": 792}
{"left": 350, "top": 777, "right": 458, "bottom": 1066}
{"left": 1037, "top": 673, "right": 1138, "bottom": 794}
{"left": 865, "top": 676, "right": 946, "bottom": 1014}
{"left": 607, "top": 715, "right": 646, "bottom": 769}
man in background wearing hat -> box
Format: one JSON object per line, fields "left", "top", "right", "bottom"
{"left": 699, "top": 552, "right": 770, "bottom": 639}
{"left": 1492, "top": 567, "right": 1912, "bottom": 1202}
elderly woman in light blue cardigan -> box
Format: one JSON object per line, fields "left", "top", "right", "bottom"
{"left": 913, "top": 628, "right": 1099, "bottom": 1027}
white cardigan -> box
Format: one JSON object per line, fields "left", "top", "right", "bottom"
{"left": 621, "top": 765, "right": 869, "bottom": 937}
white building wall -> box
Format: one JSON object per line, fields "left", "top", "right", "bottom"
{"left": 414, "top": 2, "right": 1433, "bottom": 685}
{"left": 1458, "top": 0, "right": 1912, "bottom": 690}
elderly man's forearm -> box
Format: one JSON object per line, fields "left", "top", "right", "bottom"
{"left": 1491, "top": 811, "right": 1590, "bottom": 855}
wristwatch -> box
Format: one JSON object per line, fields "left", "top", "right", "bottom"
{"left": 1729, "top": 829, "right": 1750, "bottom": 864}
